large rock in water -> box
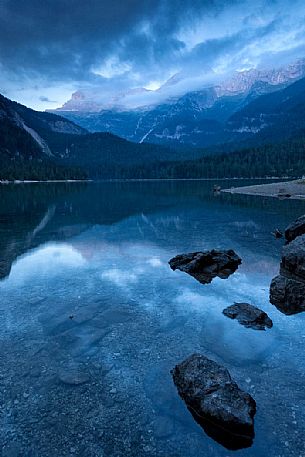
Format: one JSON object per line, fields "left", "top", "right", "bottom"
{"left": 280, "top": 234, "right": 305, "bottom": 281}
{"left": 223, "top": 303, "right": 273, "bottom": 330}
{"left": 285, "top": 214, "right": 305, "bottom": 243}
{"left": 169, "top": 250, "right": 241, "bottom": 284}
{"left": 270, "top": 234, "right": 305, "bottom": 315}
{"left": 172, "top": 354, "right": 256, "bottom": 450}
{"left": 270, "top": 275, "right": 305, "bottom": 315}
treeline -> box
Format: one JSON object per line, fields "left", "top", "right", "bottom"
{"left": 0, "top": 156, "right": 87, "bottom": 181}
{"left": 94, "top": 135, "right": 305, "bottom": 179}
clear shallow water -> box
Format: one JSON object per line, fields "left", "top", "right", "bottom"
{"left": 0, "top": 180, "right": 305, "bottom": 457}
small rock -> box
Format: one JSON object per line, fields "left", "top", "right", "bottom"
{"left": 169, "top": 249, "right": 241, "bottom": 285}
{"left": 223, "top": 303, "right": 273, "bottom": 330}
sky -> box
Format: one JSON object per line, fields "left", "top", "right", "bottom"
{"left": 1, "top": 0, "right": 305, "bottom": 110}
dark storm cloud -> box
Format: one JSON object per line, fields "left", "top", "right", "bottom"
{"left": 0, "top": 0, "right": 228, "bottom": 80}
{"left": 1, "top": 0, "right": 305, "bottom": 109}
{"left": 0, "top": 0, "right": 150, "bottom": 79}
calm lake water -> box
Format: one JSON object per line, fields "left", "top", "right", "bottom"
{"left": 1, "top": 180, "right": 305, "bottom": 457}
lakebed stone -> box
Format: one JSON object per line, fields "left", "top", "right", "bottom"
{"left": 223, "top": 303, "right": 273, "bottom": 330}
{"left": 172, "top": 354, "right": 256, "bottom": 450}
{"left": 169, "top": 249, "right": 241, "bottom": 285}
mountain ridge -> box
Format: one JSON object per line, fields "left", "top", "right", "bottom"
{"left": 0, "top": 93, "right": 191, "bottom": 180}
{"left": 55, "top": 58, "right": 305, "bottom": 113}
{"left": 55, "top": 63, "right": 305, "bottom": 150}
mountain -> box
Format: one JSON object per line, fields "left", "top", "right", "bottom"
{"left": 58, "top": 87, "right": 152, "bottom": 112}
{"left": 0, "top": 92, "right": 86, "bottom": 155}
{"left": 0, "top": 93, "right": 189, "bottom": 180}
{"left": 55, "top": 59, "right": 305, "bottom": 149}
{"left": 227, "top": 76, "right": 305, "bottom": 139}
{"left": 0, "top": 93, "right": 89, "bottom": 180}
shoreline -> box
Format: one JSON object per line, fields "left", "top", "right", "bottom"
{"left": 0, "top": 176, "right": 298, "bottom": 184}
{"left": 221, "top": 179, "right": 305, "bottom": 200}
{"left": 0, "top": 179, "right": 93, "bottom": 184}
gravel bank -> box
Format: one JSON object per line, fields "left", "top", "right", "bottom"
{"left": 221, "top": 180, "right": 305, "bottom": 199}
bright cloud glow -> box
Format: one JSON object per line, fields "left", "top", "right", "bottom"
{"left": 92, "top": 56, "right": 132, "bottom": 78}
{"left": 144, "top": 80, "right": 162, "bottom": 91}
{"left": 8, "top": 243, "right": 86, "bottom": 282}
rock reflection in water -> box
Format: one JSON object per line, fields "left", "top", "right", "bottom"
{"left": 190, "top": 408, "right": 255, "bottom": 451}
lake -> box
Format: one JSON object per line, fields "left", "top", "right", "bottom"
{"left": 1, "top": 180, "right": 305, "bottom": 457}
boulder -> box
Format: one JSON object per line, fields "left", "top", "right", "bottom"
{"left": 270, "top": 275, "right": 305, "bottom": 315}
{"left": 280, "top": 234, "right": 305, "bottom": 282}
{"left": 172, "top": 354, "right": 256, "bottom": 450}
{"left": 169, "top": 250, "right": 241, "bottom": 285}
{"left": 285, "top": 214, "right": 305, "bottom": 243}
{"left": 223, "top": 303, "right": 273, "bottom": 330}
{"left": 270, "top": 234, "right": 305, "bottom": 315}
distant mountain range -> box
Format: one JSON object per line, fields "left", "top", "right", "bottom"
{"left": 0, "top": 93, "right": 185, "bottom": 180}
{"left": 2, "top": 56, "right": 305, "bottom": 181}
{"left": 53, "top": 59, "right": 305, "bottom": 149}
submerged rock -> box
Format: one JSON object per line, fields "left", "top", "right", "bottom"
{"left": 285, "top": 214, "right": 305, "bottom": 243}
{"left": 270, "top": 234, "right": 305, "bottom": 315}
{"left": 223, "top": 303, "right": 273, "bottom": 330}
{"left": 169, "top": 249, "right": 241, "bottom": 285}
{"left": 172, "top": 354, "right": 256, "bottom": 450}
{"left": 270, "top": 275, "right": 305, "bottom": 315}
{"left": 271, "top": 229, "right": 283, "bottom": 239}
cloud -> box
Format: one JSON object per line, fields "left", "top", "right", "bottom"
{"left": 1, "top": 0, "right": 305, "bottom": 109}
{"left": 39, "top": 95, "right": 57, "bottom": 103}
